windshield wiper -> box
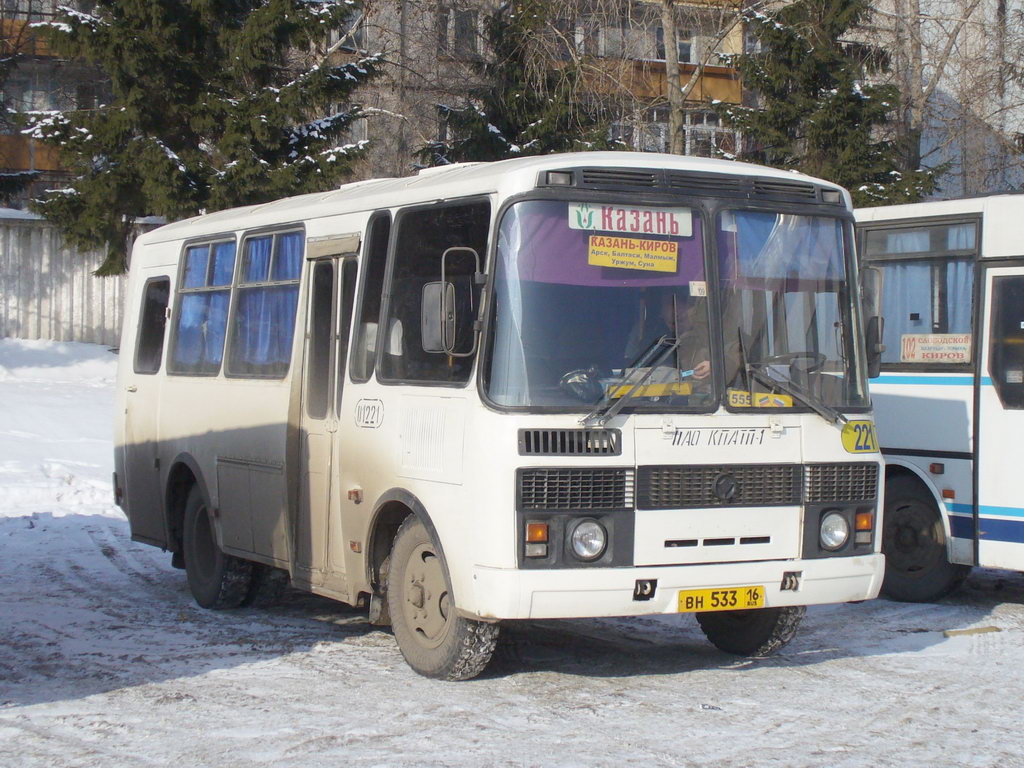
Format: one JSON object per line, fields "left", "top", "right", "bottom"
{"left": 580, "top": 334, "right": 681, "bottom": 427}
{"left": 746, "top": 362, "right": 847, "bottom": 427}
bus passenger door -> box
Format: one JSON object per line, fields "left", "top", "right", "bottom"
{"left": 977, "top": 262, "right": 1024, "bottom": 568}
{"left": 296, "top": 256, "right": 357, "bottom": 586}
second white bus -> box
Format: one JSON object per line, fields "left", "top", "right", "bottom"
{"left": 857, "top": 195, "right": 1024, "bottom": 601}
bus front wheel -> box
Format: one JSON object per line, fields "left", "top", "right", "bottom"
{"left": 696, "top": 605, "right": 805, "bottom": 657}
{"left": 387, "top": 516, "right": 498, "bottom": 680}
{"left": 881, "top": 475, "right": 970, "bottom": 602}
{"left": 182, "top": 485, "right": 253, "bottom": 609}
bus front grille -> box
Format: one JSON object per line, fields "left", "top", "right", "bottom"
{"left": 517, "top": 468, "right": 634, "bottom": 511}
{"left": 636, "top": 464, "right": 802, "bottom": 509}
{"left": 805, "top": 463, "right": 880, "bottom": 503}
{"left": 518, "top": 428, "right": 621, "bottom": 456}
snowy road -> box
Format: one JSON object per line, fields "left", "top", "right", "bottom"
{"left": 2, "top": 340, "right": 1023, "bottom": 768}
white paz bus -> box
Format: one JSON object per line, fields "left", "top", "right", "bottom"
{"left": 857, "top": 195, "right": 1024, "bottom": 601}
{"left": 114, "top": 152, "right": 885, "bottom": 680}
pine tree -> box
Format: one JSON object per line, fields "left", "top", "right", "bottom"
{"left": 25, "top": 1, "right": 380, "bottom": 274}
{"left": 717, "top": 0, "right": 936, "bottom": 205}
{"left": 416, "top": 0, "right": 618, "bottom": 166}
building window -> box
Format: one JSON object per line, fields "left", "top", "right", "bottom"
{"left": 1, "top": 0, "right": 56, "bottom": 22}
{"left": 438, "top": 5, "right": 480, "bottom": 59}
{"left": 656, "top": 27, "right": 692, "bottom": 63}
{"left": 329, "top": 10, "right": 366, "bottom": 51}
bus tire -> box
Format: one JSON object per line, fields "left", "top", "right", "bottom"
{"left": 387, "top": 516, "right": 498, "bottom": 680}
{"left": 182, "top": 485, "right": 253, "bottom": 609}
{"left": 696, "top": 605, "right": 805, "bottom": 657}
{"left": 881, "top": 475, "right": 970, "bottom": 602}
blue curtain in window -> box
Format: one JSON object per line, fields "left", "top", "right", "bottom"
{"left": 244, "top": 237, "right": 272, "bottom": 282}
{"left": 210, "top": 242, "right": 236, "bottom": 286}
{"left": 172, "top": 290, "right": 229, "bottom": 371}
{"left": 880, "top": 262, "right": 931, "bottom": 362}
{"left": 885, "top": 230, "right": 929, "bottom": 254}
{"left": 273, "top": 232, "right": 303, "bottom": 280}
{"left": 946, "top": 258, "right": 973, "bottom": 334}
{"left": 183, "top": 246, "right": 209, "bottom": 288}
{"left": 232, "top": 285, "right": 299, "bottom": 374}
{"left": 947, "top": 224, "right": 976, "bottom": 250}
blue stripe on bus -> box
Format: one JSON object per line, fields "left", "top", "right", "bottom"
{"left": 945, "top": 504, "right": 1024, "bottom": 543}
{"left": 872, "top": 375, "right": 973, "bottom": 386}
{"left": 946, "top": 502, "right": 1024, "bottom": 519}
{"left": 949, "top": 514, "right": 974, "bottom": 539}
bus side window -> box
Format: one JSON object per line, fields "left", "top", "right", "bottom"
{"left": 378, "top": 201, "right": 490, "bottom": 384}
{"left": 861, "top": 221, "right": 976, "bottom": 368}
{"left": 227, "top": 231, "right": 303, "bottom": 378}
{"left": 169, "top": 240, "right": 236, "bottom": 375}
{"left": 134, "top": 277, "right": 170, "bottom": 374}
{"left": 989, "top": 275, "right": 1024, "bottom": 409}
{"left": 350, "top": 213, "right": 391, "bottom": 382}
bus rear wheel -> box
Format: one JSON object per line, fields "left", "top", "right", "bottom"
{"left": 696, "top": 605, "right": 805, "bottom": 657}
{"left": 182, "top": 485, "right": 253, "bottom": 609}
{"left": 386, "top": 516, "right": 498, "bottom": 680}
{"left": 881, "top": 475, "right": 970, "bottom": 602}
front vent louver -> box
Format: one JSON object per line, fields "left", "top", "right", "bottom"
{"left": 751, "top": 179, "right": 817, "bottom": 199}
{"left": 579, "top": 169, "right": 658, "bottom": 188}
{"left": 519, "top": 428, "right": 621, "bottom": 456}
{"left": 667, "top": 172, "right": 743, "bottom": 194}
{"left": 518, "top": 468, "right": 634, "bottom": 511}
{"left": 637, "top": 464, "right": 803, "bottom": 509}
{"left": 566, "top": 167, "right": 829, "bottom": 203}
{"left": 805, "top": 463, "right": 879, "bottom": 503}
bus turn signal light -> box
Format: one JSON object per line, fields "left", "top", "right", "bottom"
{"left": 526, "top": 522, "right": 548, "bottom": 543}
{"left": 855, "top": 511, "right": 873, "bottom": 531}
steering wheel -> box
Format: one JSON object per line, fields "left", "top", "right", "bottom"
{"left": 559, "top": 367, "right": 605, "bottom": 403}
{"left": 755, "top": 351, "right": 827, "bottom": 374}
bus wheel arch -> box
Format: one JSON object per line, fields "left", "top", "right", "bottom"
{"left": 366, "top": 489, "right": 445, "bottom": 624}
{"left": 181, "top": 482, "right": 253, "bottom": 609}
{"left": 881, "top": 467, "right": 970, "bottom": 602}
{"left": 165, "top": 456, "right": 207, "bottom": 558}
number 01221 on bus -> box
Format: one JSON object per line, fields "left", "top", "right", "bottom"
{"left": 677, "top": 585, "right": 766, "bottom": 612}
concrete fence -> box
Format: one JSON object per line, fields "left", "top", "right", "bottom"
{"left": 0, "top": 209, "right": 127, "bottom": 347}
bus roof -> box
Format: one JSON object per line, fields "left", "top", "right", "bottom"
{"left": 137, "top": 151, "right": 850, "bottom": 248}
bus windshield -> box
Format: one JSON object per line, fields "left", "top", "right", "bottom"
{"left": 717, "top": 209, "right": 868, "bottom": 411}
{"left": 485, "top": 199, "right": 716, "bottom": 410}
{"left": 484, "top": 199, "right": 868, "bottom": 413}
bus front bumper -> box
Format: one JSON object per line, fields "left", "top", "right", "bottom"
{"left": 464, "top": 554, "right": 884, "bottom": 620}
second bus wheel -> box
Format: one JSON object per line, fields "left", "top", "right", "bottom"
{"left": 182, "top": 485, "right": 253, "bottom": 609}
{"left": 696, "top": 605, "right": 805, "bottom": 657}
{"left": 386, "top": 516, "right": 499, "bottom": 680}
{"left": 881, "top": 475, "right": 970, "bottom": 602}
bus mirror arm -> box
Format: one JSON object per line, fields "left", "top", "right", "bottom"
{"left": 866, "top": 315, "right": 885, "bottom": 379}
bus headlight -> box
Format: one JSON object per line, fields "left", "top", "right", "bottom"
{"left": 569, "top": 519, "right": 607, "bottom": 561}
{"left": 820, "top": 511, "right": 850, "bottom": 551}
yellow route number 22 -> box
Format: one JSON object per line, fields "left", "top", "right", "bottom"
{"left": 841, "top": 420, "right": 878, "bottom": 454}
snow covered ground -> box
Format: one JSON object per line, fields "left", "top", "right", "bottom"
{"left": 2, "top": 339, "right": 1023, "bottom": 768}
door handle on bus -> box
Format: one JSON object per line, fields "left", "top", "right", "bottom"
{"left": 127, "top": 385, "right": 138, "bottom": 393}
